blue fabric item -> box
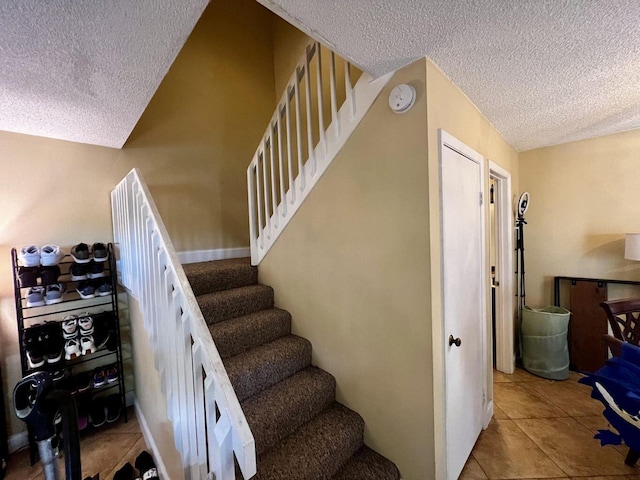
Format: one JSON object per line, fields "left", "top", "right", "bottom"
{"left": 579, "top": 342, "right": 640, "bottom": 455}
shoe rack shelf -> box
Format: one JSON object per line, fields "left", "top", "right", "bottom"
{"left": 11, "top": 243, "right": 128, "bottom": 460}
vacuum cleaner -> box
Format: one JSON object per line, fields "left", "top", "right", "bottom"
{"left": 13, "top": 371, "right": 82, "bottom": 480}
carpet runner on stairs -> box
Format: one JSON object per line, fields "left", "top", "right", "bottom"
{"left": 183, "top": 258, "right": 400, "bottom": 480}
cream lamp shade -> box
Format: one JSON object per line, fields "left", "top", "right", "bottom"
{"left": 625, "top": 233, "right": 640, "bottom": 261}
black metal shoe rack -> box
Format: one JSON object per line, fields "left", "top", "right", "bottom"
{"left": 11, "top": 243, "right": 127, "bottom": 463}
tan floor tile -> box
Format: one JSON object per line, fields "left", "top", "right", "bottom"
{"left": 494, "top": 383, "right": 566, "bottom": 419}
{"left": 493, "top": 368, "right": 544, "bottom": 383}
{"left": 574, "top": 416, "right": 629, "bottom": 456}
{"left": 471, "top": 419, "right": 565, "bottom": 479}
{"left": 514, "top": 417, "right": 638, "bottom": 477}
{"left": 97, "top": 407, "right": 140, "bottom": 435}
{"left": 103, "top": 436, "right": 148, "bottom": 479}
{"left": 78, "top": 432, "right": 143, "bottom": 479}
{"left": 460, "top": 456, "right": 488, "bottom": 479}
{"left": 568, "top": 477, "right": 640, "bottom": 480}
{"left": 520, "top": 378, "right": 603, "bottom": 417}
{"left": 4, "top": 447, "right": 51, "bottom": 480}
{"left": 493, "top": 403, "right": 509, "bottom": 420}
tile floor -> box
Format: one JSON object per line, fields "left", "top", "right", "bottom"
{"left": 461, "top": 368, "right": 640, "bottom": 480}
{"left": 4, "top": 407, "right": 147, "bottom": 480}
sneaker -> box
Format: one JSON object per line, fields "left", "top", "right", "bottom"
{"left": 26, "top": 286, "right": 45, "bottom": 307}
{"left": 69, "top": 263, "right": 88, "bottom": 281}
{"left": 44, "top": 283, "right": 66, "bottom": 305}
{"left": 78, "top": 314, "right": 94, "bottom": 335}
{"left": 76, "top": 372, "right": 92, "bottom": 393}
{"left": 64, "top": 338, "right": 81, "bottom": 360}
{"left": 76, "top": 281, "right": 95, "bottom": 299}
{"left": 19, "top": 245, "right": 41, "bottom": 267}
{"left": 92, "top": 312, "right": 111, "bottom": 349}
{"left": 23, "top": 325, "right": 45, "bottom": 368}
{"left": 94, "top": 279, "right": 112, "bottom": 297}
{"left": 80, "top": 336, "right": 95, "bottom": 356}
{"left": 92, "top": 368, "right": 106, "bottom": 388}
{"left": 105, "top": 394, "right": 121, "bottom": 423}
{"left": 87, "top": 261, "right": 105, "bottom": 279}
{"left": 41, "top": 245, "right": 64, "bottom": 266}
{"left": 40, "top": 265, "right": 61, "bottom": 286}
{"left": 42, "top": 322, "right": 64, "bottom": 363}
{"left": 89, "top": 397, "right": 106, "bottom": 428}
{"left": 18, "top": 267, "right": 39, "bottom": 288}
{"left": 113, "top": 462, "right": 134, "bottom": 480}
{"left": 61, "top": 315, "right": 78, "bottom": 339}
{"left": 70, "top": 243, "right": 91, "bottom": 263}
{"left": 135, "top": 451, "right": 159, "bottom": 480}
{"left": 91, "top": 243, "right": 108, "bottom": 262}
{"left": 106, "top": 364, "right": 119, "bottom": 384}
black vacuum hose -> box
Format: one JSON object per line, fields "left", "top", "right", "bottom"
{"left": 45, "top": 390, "right": 82, "bottom": 480}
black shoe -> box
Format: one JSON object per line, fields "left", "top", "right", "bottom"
{"left": 23, "top": 325, "right": 45, "bottom": 368}
{"left": 134, "top": 451, "right": 159, "bottom": 480}
{"left": 71, "top": 243, "right": 91, "bottom": 263}
{"left": 87, "top": 260, "right": 105, "bottom": 279}
{"left": 40, "top": 265, "right": 61, "bottom": 286}
{"left": 69, "top": 263, "right": 88, "bottom": 281}
{"left": 42, "top": 322, "right": 64, "bottom": 364}
{"left": 18, "top": 266, "right": 39, "bottom": 288}
{"left": 113, "top": 462, "right": 133, "bottom": 480}
{"left": 90, "top": 397, "right": 106, "bottom": 428}
{"left": 92, "top": 313, "right": 111, "bottom": 349}
{"left": 105, "top": 394, "right": 121, "bottom": 423}
{"left": 91, "top": 243, "right": 108, "bottom": 262}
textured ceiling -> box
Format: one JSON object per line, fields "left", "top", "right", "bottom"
{"left": 258, "top": 0, "right": 640, "bottom": 151}
{"left": 2, "top": 1, "right": 639, "bottom": 152}
{"left": 0, "top": 0, "right": 207, "bottom": 148}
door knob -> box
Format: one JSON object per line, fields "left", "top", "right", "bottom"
{"left": 448, "top": 335, "right": 462, "bottom": 347}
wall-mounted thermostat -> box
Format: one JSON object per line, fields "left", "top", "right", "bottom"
{"left": 388, "top": 84, "right": 416, "bottom": 114}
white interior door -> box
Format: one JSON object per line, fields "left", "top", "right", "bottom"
{"left": 440, "top": 132, "right": 485, "bottom": 479}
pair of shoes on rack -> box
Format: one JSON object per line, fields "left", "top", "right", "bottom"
{"left": 18, "top": 245, "right": 65, "bottom": 267}
{"left": 71, "top": 243, "right": 108, "bottom": 263}
{"left": 76, "top": 277, "right": 112, "bottom": 299}
{"left": 90, "top": 394, "right": 122, "bottom": 428}
{"left": 62, "top": 313, "right": 95, "bottom": 359}
{"left": 114, "top": 451, "right": 159, "bottom": 480}
{"left": 18, "top": 265, "right": 61, "bottom": 288}
{"left": 23, "top": 323, "right": 64, "bottom": 368}
{"left": 25, "top": 283, "right": 66, "bottom": 307}
{"left": 70, "top": 260, "right": 105, "bottom": 280}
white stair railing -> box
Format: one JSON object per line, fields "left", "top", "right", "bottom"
{"left": 112, "top": 168, "right": 256, "bottom": 480}
{"left": 247, "top": 41, "right": 393, "bottom": 264}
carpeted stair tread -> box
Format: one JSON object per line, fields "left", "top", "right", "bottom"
{"left": 183, "top": 257, "right": 257, "bottom": 296}
{"left": 253, "top": 402, "right": 364, "bottom": 480}
{"left": 332, "top": 446, "right": 401, "bottom": 480}
{"left": 242, "top": 366, "right": 336, "bottom": 455}
{"left": 210, "top": 308, "right": 291, "bottom": 359}
{"left": 197, "top": 284, "right": 274, "bottom": 325}
{"left": 225, "top": 335, "right": 312, "bottom": 402}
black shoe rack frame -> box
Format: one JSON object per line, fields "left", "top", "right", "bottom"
{"left": 11, "top": 243, "right": 127, "bottom": 464}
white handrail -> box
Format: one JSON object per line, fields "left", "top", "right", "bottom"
{"left": 112, "top": 168, "right": 256, "bottom": 480}
{"left": 247, "top": 41, "right": 394, "bottom": 265}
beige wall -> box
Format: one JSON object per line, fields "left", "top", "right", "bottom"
{"left": 424, "top": 59, "right": 519, "bottom": 477}
{"left": 520, "top": 129, "right": 640, "bottom": 308}
{"left": 0, "top": 0, "right": 276, "bottom": 442}
{"left": 258, "top": 59, "right": 433, "bottom": 480}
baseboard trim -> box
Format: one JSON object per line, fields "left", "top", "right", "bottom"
{"left": 177, "top": 247, "right": 250, "bottom": 264}
{"left": 8, "top": 431, "right": 28, "bottom": 454}
{"left": 134, "top": 400, "right": 172, "bottom": 480}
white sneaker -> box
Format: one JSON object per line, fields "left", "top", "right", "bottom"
{"left": 64, "top": 339, "right": 81, "bottom": 360}
{"left": 78, "top": 314, "right": 94, "bottom": 336}
{"left": 41, "top": 245, "right": 64, "bottom": 266}
{"left": 19, "top": 245, "right": 41, "bottom": 267}
{"left": 80, "top": 336, "right": 95, "bottom": 356}
{"left": 62, "top": 315, "right": 78, "bottom": 340}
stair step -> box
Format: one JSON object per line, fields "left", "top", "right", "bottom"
{"left": 254, "top": 402, "right": 364, "bottom": 480}
{"left": 225, "top": 335, "right": 311, "bottom": 402}
{"left": 183, "top": 257, "right": 257, "bottom": 295}
{"left": 243, "top": 367, "right": 336, "bottom": 456}
{"left": 210, "top": 308, "right": 291, "bottom": 359}
{"left": 332, "top": 446, "right": 401, "bottom": 480}
{"left": 197, "top": 284, "right": 274, "bottom": 325}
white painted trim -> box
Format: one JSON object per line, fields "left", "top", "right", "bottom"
{"left": 484, "top": 400, "right": 494, "bottom": 429}
{"left": 488, "top": 161, "right": 515, "bottom": 375}
{"left": 177, "top": 247, "right": 250, "bottom": 264}
{"left": 8, "top": 431, "right": 28, "bottom": 454}
{"left": 135, "top": 400, "right": 171, "bottom": 480}
{"left": 438, "top": 129, "right": 488, "bottom": 479}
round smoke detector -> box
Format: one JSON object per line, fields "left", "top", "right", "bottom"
{"left": 389, "top": 84, "right": 416, "bottom": 114}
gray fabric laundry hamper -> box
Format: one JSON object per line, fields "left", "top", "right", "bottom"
{"left": 521, "top": 306, "right": 571, "bottom": 380}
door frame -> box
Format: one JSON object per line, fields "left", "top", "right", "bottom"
{"left": 489, "top": 161, "right": 515, "bottom": 375}
{"left": 437, "top": 130, "right": 488, "bottom": 478}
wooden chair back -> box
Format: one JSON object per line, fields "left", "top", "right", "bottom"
{"left": 600, "top": 298, "right": 640, "bottom": 346}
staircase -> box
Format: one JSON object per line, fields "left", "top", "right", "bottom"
{"left": 183, "top": 257, "right": 400, "bottom": 479}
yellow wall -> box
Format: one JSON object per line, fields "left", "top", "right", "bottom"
{"left": 424, "top": 59, "right": 519, "bottom": 477}
{"left": 258, "top": 59, "right": 433, "bottom": 480}
{"left": 520, "top": 129, "right": 640, "bottom": 307}
{"left": 0, "top": 0, "right": 276, "bottom": 444}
